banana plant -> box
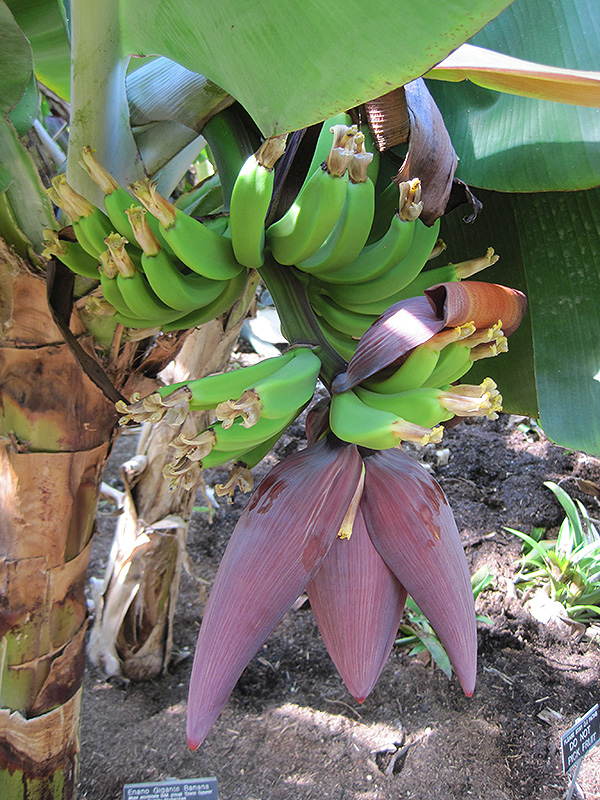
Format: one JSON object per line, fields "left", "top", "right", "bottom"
{"left": 1, "top": 0, "right": 599, "bottom": 797}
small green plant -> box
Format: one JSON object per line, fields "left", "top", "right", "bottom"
{"left": 506, "top": 481, "right": 600, "bottom": 624}
{"left": 395, "top": 566, "right": 493, "bottom": 678}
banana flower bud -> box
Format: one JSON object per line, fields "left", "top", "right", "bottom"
{"left": 187, "top": 436, "right": 364, "bottom": 749}
{"left": 332, "top": 281, "right": 527, "bottom": 392}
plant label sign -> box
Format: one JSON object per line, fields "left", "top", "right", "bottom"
{"left": 561, "top": 704, "right": 599, "bottom": 773}
{"left": 123, "top": 778, "right": 217, "bottom": 800}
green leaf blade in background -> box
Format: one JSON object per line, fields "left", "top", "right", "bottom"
{"left": 0, "top": 1, "right": 35, "bottom": 115}
{"left": 5, "top": 0, "right": 71, "bottom": 100}
{"left": 426, "top": 0, "right": 600, "bottom": 191}
{"left": 441, "top": 188, "right": 600, "bottom": 455}
{"left": 120, "top": 0, "right": 515, "bottom": 136}
{"left": 513, "top": 189, "right": 600, "bottom": 455}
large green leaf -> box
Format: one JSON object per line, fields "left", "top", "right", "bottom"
{"left": 425, "top": 0, "right": 600, "bottom": 191}
{"left": 0, "top": 1, "right": 35, "bottom": 115}
{"left": 119, "top": 0, "right": 515, "bottom": 136}
{"left": 441, "top": 188, "right": 600, "bottom": 455}
{"left": 5, "top": 0, "right": 71, "bottom": 100}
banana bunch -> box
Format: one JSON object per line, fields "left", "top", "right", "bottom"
{"left": 115, "top": 347, "right": 322, "bottom": 491}
{"left": 329, "top": 318, "right": 508, "bottom": 450}
{"left": 45, "top": 148, "right": 251, "bottom": 332}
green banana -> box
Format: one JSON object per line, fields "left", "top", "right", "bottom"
{"left": 215, "top": 347, "right": 321, "bottom": 427}
{"left": 126, "top": 206, "right": 228, "bottom": 312}
{"left": 345, "top": 246, "right": 501, "bottom": 315}
{"left": 354, "top": 385, "right": 456, "bottom": 429}
{"left": 363, "top": 344, "right": 441, "bottom": 394}
{"left": 229, "top": 135, "right": 287, "bottom": 268}
{"left": 354, "top": 378, "right": 503, "bottom": 426}
{"left": 310, "top": 179, "right": 424, "bottom": 286}
{"left": 131, "top": 179, "right": 245, "bottom": 281}
{"left": 266, "top": 125, "right": 355, "bottom": 266}
{"left": 322, "top": 216, "right": 440, "bottom": 307}
{"left": 421, "top": 342, "right": 473, "bottom": 388}
{"left": 105, "top": 233, "right": 184, "bottom": 324}
{"left": 309, "top": 289, "right": 377, "bottom": 338}
{"left": 80, "top": 146, "right": 176, "bottom": 253}
{"left": 296, "top": 132, "right": 375, "bottom": 276}
{"left": 159, "top": 351, "right": 297, "bottom": 412}
{"left": 42, "top": 229, "right": 100, "bottom": 280}
{"left": 210, "top": 408, "right": 299, "bottom": 453}
{"left": 47, "top": 175, "right": 114, "bottom": 257}
{"left": 163, "top": 409, "right": 297, "bottom": 491}
{"left": 160, "top": 268, "right": 249, "bottom": 332}
{"left": 362, "top": 322, "right": 478, "bottom": 394}
{"left": 329, "top": 388, "right": 445, "bottom": 449}
{"left": 423, "top": 321, "right": 509, "bottom": 388}
{"left": 201, "top": 421, "right": 290, "bottom": 472}
{"left": 99, "top": 252, "right": 137, "bottom": 317}
{"left": 316, "top": 317, "right": 360, "bottom": 362}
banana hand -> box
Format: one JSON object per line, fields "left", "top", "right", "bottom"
{"left": 296, "top": 132, "right": 375, "bottom": 276}
{"left": 329, "top": 388, "right": 445, "bottom": 449}
{"left": 309, "top": 289, "right": 377, "bottom": 339}
{"left": 131, "top": 179, "right": 245, "bottom": 281}
{"left": 266, "top": 124, "right": 356, "bottom": 266}
{"left": 126, "top": 206, "right": 228, "bottom": 312}
{"left": 323, "top": 216, "right": 440, "bottom": 307}
{"left": 355, "top": 378, "right": 503, "bottom": 426}
{"left": 312, "top": 179, "right": 423, "bottom": 286}
{"left": 215, "top": 347, "right": 321, "bottom": 427}
{"left": 160, "top": 268, "right": 249, "bottom": 332}
{"left": 158, "top": 351, "right": 298, "bottom": 415}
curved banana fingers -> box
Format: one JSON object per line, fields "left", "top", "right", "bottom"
{"left": 43, "top": 230, "right": 100, "bottom": 280}
{"left": 131, "top": 179, "right": 244, "bottom": 281}
{"left": 330, "top": 389, "right": 444, "bottom": 449}
{"left": 160, "top": 351, "right": 297, "bottom": 413}
{"left": 313, "top": 178, "right": 423, "bottom": 286}
{"left": 266, "top": 124, "right": 356, "bottom": 266}
{"left": 324, "top": 216, "right": 440, "bottom": 307}
{"left": 160, "top": 268, "right": 249, "bottom": 332}
{"left": 215, "top": 347, "right": 321, "bottom": 427}
{"left": 296, "top": 132, "right": 375, "bottom": 275}
{"left": 310, "top": 290, "right": 377, "bottom": 339}
{"left": 363, "top": 344, "right": 441, "bottom": 394}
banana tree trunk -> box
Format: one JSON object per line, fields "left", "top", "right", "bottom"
{"left": 88, "top": 275, "right": 258, "bottom": 680}
{"left": 0, "top": 243, "right": 117, "bottom": 798}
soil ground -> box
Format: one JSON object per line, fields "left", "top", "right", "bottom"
{"left": 81, "top": 394, "right": 600, "bottom": 800}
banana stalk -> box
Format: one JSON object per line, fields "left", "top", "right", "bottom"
{"left": 0, "top": 245, "right": 117, "bottom": 797}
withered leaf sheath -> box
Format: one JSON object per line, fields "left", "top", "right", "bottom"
{"left": 361, "top": 448, "right": 477, "bottom": 696}
{"left": 187, "top": 436, "right": 363, "bottom": 749}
